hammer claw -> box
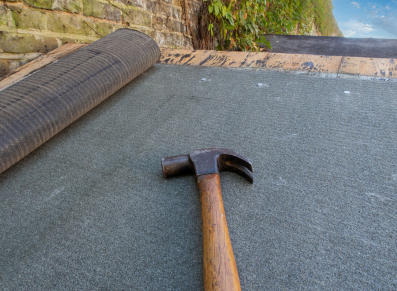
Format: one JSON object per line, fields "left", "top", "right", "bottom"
{"left": 222, "top": 160, "right": 254, "bottom": 183}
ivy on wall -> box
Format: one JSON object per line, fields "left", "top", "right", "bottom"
{"left": 202, "top": 0, "right": 343, "bottom": 51}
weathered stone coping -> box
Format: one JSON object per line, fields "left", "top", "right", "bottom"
{"left": 0, "top": 43, "right": 87, "bottom": 90}
{"left": 159, "top": 48, "right": 397, "bottom": 80}
{"left": 1, "top": 45, "right": 396, "bottom": 91}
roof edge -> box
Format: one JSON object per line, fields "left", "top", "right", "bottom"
{"left": 159, "top": 49, "right": 397, "bottom": 80}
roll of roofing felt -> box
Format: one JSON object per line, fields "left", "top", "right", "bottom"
{"left": 0, "top": 29, "right": 161, "bottom": 174}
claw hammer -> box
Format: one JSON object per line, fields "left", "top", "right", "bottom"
{"left": 161, "top": 148, "right": 254, "bottom": 291}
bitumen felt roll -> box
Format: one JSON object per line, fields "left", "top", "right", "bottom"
{"left": 1, "top": 65, "right": 396, "bottom": 290}
{"left": 0, "top": 29, "right": 160, "bottom": 175}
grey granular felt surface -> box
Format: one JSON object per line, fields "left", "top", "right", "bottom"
{"left": 1, "top": 64, "right": 397, "bottom": 290}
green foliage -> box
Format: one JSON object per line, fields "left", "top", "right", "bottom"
{"left": 203, "top": 0, "right": 342, "bottom": 52}
{"left": 204, "top": 0, "right": 271, "bottom": 51}
{"left": 312, "top": 0, "right": 343, "bottom": 36}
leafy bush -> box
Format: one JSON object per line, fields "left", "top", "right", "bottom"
{"left": 312, "top": 0, "right": 343, "bottom": 36}
{"left": 203, "top": 0, "right": 342, "bottom": 51}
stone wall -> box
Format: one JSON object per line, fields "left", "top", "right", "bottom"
{"left": 0, "top": 0, "right": 202, "bottom": 77}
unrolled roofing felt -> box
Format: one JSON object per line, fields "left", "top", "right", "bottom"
{"left": 0, "top": 29, "right": 160, "bottom": 174}
{"left": 1, "top": 63, "right": 396, "bottom": 290}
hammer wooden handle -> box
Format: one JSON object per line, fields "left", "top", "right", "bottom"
{"left": 197, "top": 173, "right": 241, "bottom": 291}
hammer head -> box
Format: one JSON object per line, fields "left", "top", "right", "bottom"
{"left": 161, "top": 148, "right": 254, "bottom": 183}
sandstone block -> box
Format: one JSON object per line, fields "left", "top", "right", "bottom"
{"left": 127, "top": 0, "right": 145, "bottom": 8}
{"left": 24, "top": 0, "right": 53, "bottom": 9}
{"left": 152, "top": 16, "right": 164, "bottom": 31}
{"left": 95, "top": 22, "right": 119, "bottom": 37}
{"left": 122, "top": 8, "right": 151, "bottom": 27}
{"left": 173, "top": 0, "right": 181, "bottom": 7}
{"left": 144, "top": 29, "right": 156, "bottom": 40}
{"left": 133, "top": 28, "right": 155, "bottom": 40}
{"left": 0, "top": 6, "right": 8, "bottom": 27}
{"left": 57, "top": 36, "right": 95, "bottom": 45}
{"left": 47, "top": 13, "right": 96, "bottom": 36}
{"left": 0, "top": 58, "right": 31, "bottom": 78}
{"left": 0, "top": 32, "right": 58, "bottom": 53}
{"left": 0, "top": 59, "right": 10, "bottom": 78}
{"left": 159, "top": 2, "right": 173, "bottom": 18}
{"left": 172, "top": 7, "right": 181, "bottom": 19}
{"left": 153, "top": 16, "right": 182, "bottom": 33}
{"left": 146, "top": 1, "right": 176, "bottom": 19}
{"left": 10, "top": 6, "right": 46, "bottom": 30}
{"left": 166, "top": 19, "right": 183, "bottom": 32}
{"left": 82, "top": 0, "right": 121, "bottom": 22}
{"left": 155, "top": 31, "right": 183, "bottom": 47}
{"left": 184, "top": 37, "right": 193, "bottom": 49}
{"left": 9, "top": 59, "right": 30, "bottom": 72}
{"left": 145, "top": 1, "right": 160, "bottom": 15}
{"left": 46, "top": 13, "right": 67, "bottom": 33}
{"left": 51, "top": 0, "right": 81, "bottom": 14}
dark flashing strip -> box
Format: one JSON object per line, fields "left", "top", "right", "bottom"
{"left": 261, "top": 35, "right": 397, "bottom": 59}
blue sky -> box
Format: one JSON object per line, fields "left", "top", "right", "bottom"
{"left": 332, "top": 0, "right": 397, "bottom": 38}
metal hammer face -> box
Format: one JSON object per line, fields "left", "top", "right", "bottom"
{"left": 161, "top": 147, "right": 254, "bottom": 183}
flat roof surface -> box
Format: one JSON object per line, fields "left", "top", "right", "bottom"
{"left": 1, "top": 64, "right": 397, "bottom": 290}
